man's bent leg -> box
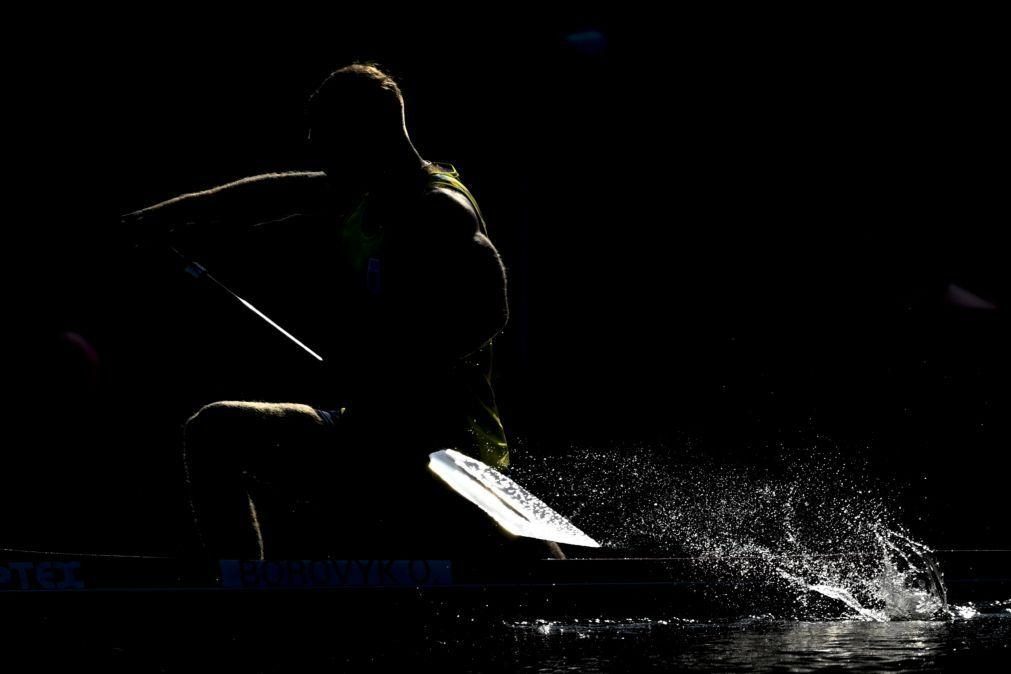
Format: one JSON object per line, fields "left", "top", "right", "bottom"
{"left": 183, "top": 401, "right": 330, "bottom": 559}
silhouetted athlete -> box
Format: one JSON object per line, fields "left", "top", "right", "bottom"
{"left": 125, "top": 64, "right": 509, "bottom": 558}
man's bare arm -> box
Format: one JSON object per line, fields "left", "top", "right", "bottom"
{"left": 121, "top": 171, "right": 330, "bottom": 243}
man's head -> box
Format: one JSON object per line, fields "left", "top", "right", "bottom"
{"left": 306, "top": 63, "right": 413, "bottom": 185}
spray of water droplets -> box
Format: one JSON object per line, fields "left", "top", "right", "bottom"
{"left": 510, "top": 443, "right": 950, "bottom": 621}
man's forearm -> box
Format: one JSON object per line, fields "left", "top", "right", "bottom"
{"left": 121, "top": 171, "right": 329, "bottom": 241}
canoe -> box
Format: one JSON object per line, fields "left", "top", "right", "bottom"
{"left": 2, "top": 550, "right": 1006, "bottom": 621}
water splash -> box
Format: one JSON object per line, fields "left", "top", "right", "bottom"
{"left": 771, "top": 526, "right": 948, "bottom": 621}
{"left": 511, "top": 444, "right": 950, "bottom": 621}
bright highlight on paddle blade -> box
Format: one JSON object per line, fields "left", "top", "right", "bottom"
{"left": 428, "top": 449, "right": 600, "bottom": 548}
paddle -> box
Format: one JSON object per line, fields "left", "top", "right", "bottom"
{"left": 428, "top": 449, "right": 600, "bottom": 548}
{"left": 164, "top": 246, "right": 325, "bottom": 362}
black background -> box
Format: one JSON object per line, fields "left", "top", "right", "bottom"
{"left": 6, "top": 9, "right": 1007, "bottom": 555}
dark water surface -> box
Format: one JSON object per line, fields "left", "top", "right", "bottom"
{"left": 500, "top": 612, "right": 1010, "bottom": 672}
{"left": 8, "top": 594, "right": 1008, "bottom": 671}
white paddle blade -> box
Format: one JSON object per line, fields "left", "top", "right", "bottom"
{"left": 428, "top": 449, "right": 600, "bottom": 548}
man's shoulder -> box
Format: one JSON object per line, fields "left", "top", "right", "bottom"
{"left": 408, "top": 185, "right": 484, "bottom": 245}
{"left": 417, "top": 166, "right": 485, "bottom": 228}
{"left": 422, "top": 183, "right": 480, "bottom": 218}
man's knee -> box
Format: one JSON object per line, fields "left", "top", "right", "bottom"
{"left": 185, "top": 401, "right": 246, "bottom": 445}
{"left": 183, "top": 401, "right": 269, "bottom": 471}
{"left": 184, "top": 401, "right": 326, "bottom": 456}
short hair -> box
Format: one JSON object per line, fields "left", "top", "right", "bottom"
{"left": 307, "top": 63, "right": 405, "bottom": 130}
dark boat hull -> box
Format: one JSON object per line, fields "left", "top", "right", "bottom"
{"left": 2, "top": 550, "right": 1007, "bottom": 621}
